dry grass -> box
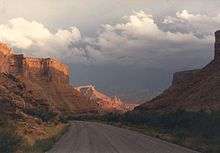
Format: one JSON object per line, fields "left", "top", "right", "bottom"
{"left": 7, "top": 114, "right": 69, "bottom": 153}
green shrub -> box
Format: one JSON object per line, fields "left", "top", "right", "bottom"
{"left": 25, "top": 106, "right": 57, "bottom": 122}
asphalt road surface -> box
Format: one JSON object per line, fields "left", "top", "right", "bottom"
{"left": 47, "top": 121, "right": 199, "bottom": 153}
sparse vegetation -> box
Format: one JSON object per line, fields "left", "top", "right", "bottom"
{"left": 25, "top": 105, "right": 58, "bottom": 122}
{"left": 0, "top": 110, "right": 68, "bottom": 153}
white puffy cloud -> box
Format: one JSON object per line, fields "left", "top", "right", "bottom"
{"left": 163, "top": 10, "right": 220, "bottom": 36}
{"left": 164, "top": 10, "right": 220, "bottom": 24}
{"left": 176, "top": 10, "right": 220, "bottom": 23}
{"left": 83, "top": 11, "right": 212, "bottom": 68}
{"left": 0, "top": 18, "right": 84, "bottom": 61}
{"left": 0, "top": 11, "right": 215, "bottom": 69}
{"left": 0, "top": 18, "right": 52, "bottom": 48}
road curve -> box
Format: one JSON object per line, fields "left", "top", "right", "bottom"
{"left": 47, "top": 121, "right": 199, "bottom": 153}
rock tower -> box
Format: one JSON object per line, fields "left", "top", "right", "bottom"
{"left": 215, "top": 30, "right": 220, "bottom": 61}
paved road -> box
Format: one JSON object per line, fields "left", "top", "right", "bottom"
{"left": 47, "top": 121, "right": 199, "bottom": 153}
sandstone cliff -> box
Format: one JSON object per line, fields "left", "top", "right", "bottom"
{"left": 0, "top": 42, "right": 129, "bottom": 115}
{"left": 135, "top": 31, "right": 220, "bottom": 112}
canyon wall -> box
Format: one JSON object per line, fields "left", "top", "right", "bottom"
{"left": 0, "top": 43, "right": 70, "bottom": 84}
{"left": 23, "top": 57, "right": 69, "bottom": 84}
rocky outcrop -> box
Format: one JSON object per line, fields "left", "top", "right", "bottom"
{"left": 75, "top": 85, "right": 136, "bottom": 112}
{"left": 0, "top": 43, "right": 13, "bottom": 73}
{"left": 135, "top": 31, "right": 220, "bottom": 112}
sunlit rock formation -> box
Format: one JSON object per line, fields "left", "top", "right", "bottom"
{"left": 75, "top": 85, "right": 136, "bottom": 112}
{"left": 0, "top": 44, "right": 69, "bottom": 84}
{"left": 0, "top": 42, "right": 133, "bottom": 115}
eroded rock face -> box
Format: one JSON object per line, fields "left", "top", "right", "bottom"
{"left": 0, "top": 43, "right": 70, "bottom": 84}
{"left": 0, "top": 42, "right": 130, "bottom": 115}
{"left": 8, "top": 55, "right": 69, "bottom": 84}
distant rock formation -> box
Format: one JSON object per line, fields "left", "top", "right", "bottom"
{"left": 135, "top": 31, "right": 220, "bottom": 112}
{"left": 0, "top": 42, "right": 132, "bottom": 115}
{"left": 75, "top": 85, "right": 136, "bottom": 112}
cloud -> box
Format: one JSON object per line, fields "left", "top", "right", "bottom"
{"left": 163, "top": 10, "right": 220, "bottom": 37}
{"left": 0, "top": 18, "right": 84, "bottom": 60}
{"left": 83, "top": 11, "right": 212, "bottom": 69}
{"left": 176, "top": 10, "right": 220, "bottom": 23}
{"left": 0, "top": 11, "right": 215, "bottom": 70}
{"left": 0, "top": 18, "right": 52, "bottom": 48}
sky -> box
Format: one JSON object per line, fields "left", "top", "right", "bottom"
{"left": 0, "top": 0, "right": 220, "bottom": 103}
